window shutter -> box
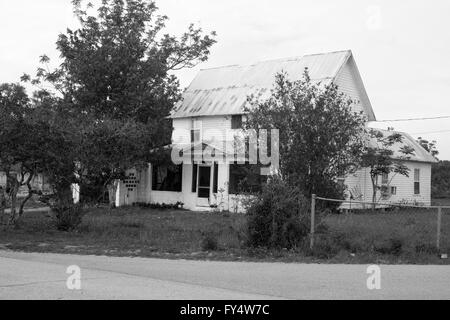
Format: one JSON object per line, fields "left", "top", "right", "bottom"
{"left": 192, "top": 164, "right": 198, "bottom": 193}
{"left": 213, "top": 162, "right": 219, "bottom": 193}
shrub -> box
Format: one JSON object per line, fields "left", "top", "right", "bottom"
{"left": 245, "top": 176, "right": 310, "bottom": 249}
{"left": 133, "top": 202, "right": 184, "bottom": 210}
{"left": 311, "top": 235, "right": 341, "bottom": 259}
{"left": 201, "top": 232, "right": 219, "bottom": 251}
{"left": 374, "top": 238, "right": 403, "bottom": 256}
{"left": 52, "top": 204, "right": 85, "bottom": 231}
{"left": 415, "top": 243, "right": 439, "bottom": 255}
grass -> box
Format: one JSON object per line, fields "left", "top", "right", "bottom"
{"left": 317, "top": 207, "right": 450, "bottom": 263}
{"left": 0, "top": 204, "right": 449, "bottom": 264}
{"left": 0, "top": 207, "right": 250, "bottom": 260}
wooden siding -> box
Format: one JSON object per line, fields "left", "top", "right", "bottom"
{"left": 172, "top": 115, "right": 232, "bottom": 145}
{"left": 344, "top": 162, "right": 433, "bottom": 206}
{"left": 334, "top": 58, "right": 367, "bottom": 117}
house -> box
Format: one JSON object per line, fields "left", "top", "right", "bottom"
{"left": 0, "top": 171, "right": 52, "bottom": 197}
{"left": 342, "top": 129, "right": 437, "bottom": 208}
{"left": 115, "top": 50, "right": 436, "bottom": 210}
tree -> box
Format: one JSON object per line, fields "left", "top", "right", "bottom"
{"left": 0, "top": 84, "right": 60, "bottom": 224}
{"left": 0, "top": 83, "right": 31, "bottom": 223}
{"left": 431, "top": 160, "right": 450, "bottom": 199}
{"left": 244, "top": 70, "right": 367, "bottom": 199}
{"left": 22, "top": 0, "right": 217, "bottom": 205}
{"left": 361, "top": 129, "right": 415, "bottom": 207}
{"left": 416, "top": 137, "right": 439, "bottom": 159}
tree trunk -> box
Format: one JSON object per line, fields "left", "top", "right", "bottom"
{"left": 6, "top": 173, "right": 20, "bottom": 225}
{"left": 371, "top": 175, "right": 378, "bottom": 210}
{"left": 0, "top": 187, "right": 6, "bottom": 225}
{"left": 107, "top": 180, "right": 119, "bottom": 208}
{"left": 52, "top": 179, "right": 75, "bottom": 209}
{"left": 15, "top": 180, "right": 35, "bottom": 226}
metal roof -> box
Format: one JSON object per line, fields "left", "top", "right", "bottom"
{"left": 171, "top": 50, "right": 354, "bottom": 118}
{"left": 369, "top": 129, "right": 438, "bottom": 164}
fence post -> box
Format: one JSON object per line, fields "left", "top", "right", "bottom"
{"left": 437, "top": 207, "right": 442, "bottom": 252}
{"left": 310, "top": 194, "right": 316, "bottom": 250}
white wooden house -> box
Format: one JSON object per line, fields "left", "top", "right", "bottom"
{"left": 115, "top": 50, "right": 436, "bottom": 210}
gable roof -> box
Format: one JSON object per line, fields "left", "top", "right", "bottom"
{"left": 171, "top": 50, "right": 375, "bottom": 120}
{"left": 369, "top": 129, "right": 438, "bottom": 164}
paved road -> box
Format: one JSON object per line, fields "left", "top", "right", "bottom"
{"left": 0, "top": 250, "right": 449, "bottom": 299}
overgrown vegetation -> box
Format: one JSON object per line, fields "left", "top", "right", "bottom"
{"left": 0, "top": 0, "right": 216, "bottom": 227}
{"left": 432, "top": 161, "right": 450, "bottom": 199}
{"left": 244, "top": 177, "right": 310, "bottom": 249}
{"left": 0, "top": 207, "right": 448, "bottom": 264}
{"left": 244, "top": 70, "right": 367, "bottom": 200}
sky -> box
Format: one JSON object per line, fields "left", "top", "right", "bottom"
{"left": 1, "top": 0, "right": 450, "bottom": 159}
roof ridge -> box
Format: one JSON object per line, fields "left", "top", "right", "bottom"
{"left": 199, "top": 49, "right": 352, "bottom": 72}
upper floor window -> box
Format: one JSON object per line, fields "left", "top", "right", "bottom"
{"left": 231, "top": 115, "right": 243, "bottom": 129}
{"left": 414, "top": 169, "right": 420, "bottom": 195}
{"left": 191, "top": 119, "right": 202, "bottom": 143}
{"left": 381, "top": 173, "right": 389, "bottom": 185}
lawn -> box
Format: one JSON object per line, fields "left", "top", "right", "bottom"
{"left": 0, "top": 205, "right": 448, "bottom": 264}
{"left": 318, "top": 207, "right": 450, "bottom": 263}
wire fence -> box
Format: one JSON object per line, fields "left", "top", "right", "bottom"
{"left": 310, "top": 195, "right": 450, "bottom": 257}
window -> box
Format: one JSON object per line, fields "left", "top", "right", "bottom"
{"left": 231, "top": 115, "right": 243, "bottom": 129}
{"left": 391, "top": 186, "right": 397, "bottom": 195}
{"left": 191, "top": 164, "right": 198, "bottom": 193}
{"left": 229, "top": 163, "right": 267, "bottom": 194}
{"left": 191, "top": 119, "right": 201, "bottom": 143}
{"left": 152, "top": 165, "right": 182, "bottom": 192}
{"left": 414, "top": 169, "right": 420, "bottom": 195}
{"left": 191, "top": 129, "right": 201, "bottom": 143}
{"left": 213, "top": 162, "right": 219, "bottom": 193}
{"left": 381, "top": 173, "right": 389, "bottom": 185}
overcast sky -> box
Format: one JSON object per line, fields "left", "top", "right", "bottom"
{"left": 1, "top": 0, "right": 449, "bottom": 159}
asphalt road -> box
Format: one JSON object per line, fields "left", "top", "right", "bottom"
{"left": 0, "top": 250, "right": 449, "bottom": 299}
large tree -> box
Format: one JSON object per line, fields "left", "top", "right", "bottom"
{"left": 23, "top": 0, "right": 216, "bottom": 205}
{"left": 0, "top": 83, "right": 30, "bottom": 223}
{"left": 244, "top": 70, "right": 367, "bottom": 199}
{"left": 0, "top": 84, "right": 67, "bottom": 224}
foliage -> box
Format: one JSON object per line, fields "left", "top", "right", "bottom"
{"left": 431, "top": 161, "right": 450, "bottom": 199}
{"left": 200, "top": 232, "right": 219, "bottom": 251}
{"left": 133, "top": 201, "right": 184, "bottom": 210}
{"left": 0, "top": 83, "right": 59, "bottom": 224}
{"left": 52, "top": 204, "right": 85, "bottom": 231}
{"left": 244, "top": 70, "right": 366, "bottom": 200}
{"left": 416, "top": 137, "right": 439, "bottom": 159}
{"left": 244, "top": 176, "right": 310, "bottom": 249}
{"left": 361, "top": 129, "right": 415, "bottom": 205}
{"left": 21, "top": 0, "right": 217, "bottom": 206}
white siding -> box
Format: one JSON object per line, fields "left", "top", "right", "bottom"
{"left": 344, "top": 162, "right": 433, "bottom": 207}
{"left": 172, "top": 115, "right": 232, "bottom": 145}
{"left": 334, "top": 59, "right": 366, "bottom": 117}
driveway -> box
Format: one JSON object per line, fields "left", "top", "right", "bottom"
{"left": 0, "top": 250, "right": 449, "bottom": 299}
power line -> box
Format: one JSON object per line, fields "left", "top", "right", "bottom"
{"left": 374, "top": 115, "right": 450, "bottom": 122}
{"left": 410, "top": 129, "right": 450, "bottom": 135}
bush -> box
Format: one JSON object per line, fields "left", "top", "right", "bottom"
{"left": 52, "top": 204, "right": 85, "bottom": 231}
{"left": 201, "top": 232, "right": 219, "bottom": 251}
{"left": 133, "top": 202, "right": 184, "bottom": 210}
{"left": 245, "top": 176, "right": 310, "bottom": 249}
{"left": 374, "top": 238, "right": 403, "bottom": 256}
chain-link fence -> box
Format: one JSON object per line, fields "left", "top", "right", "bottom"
{"left": 310, "top": 195, "right": 450, "bottom": 257}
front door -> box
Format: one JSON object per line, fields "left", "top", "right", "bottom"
{"left": 197, "top": 165, "right": 211, "bottom": 207}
